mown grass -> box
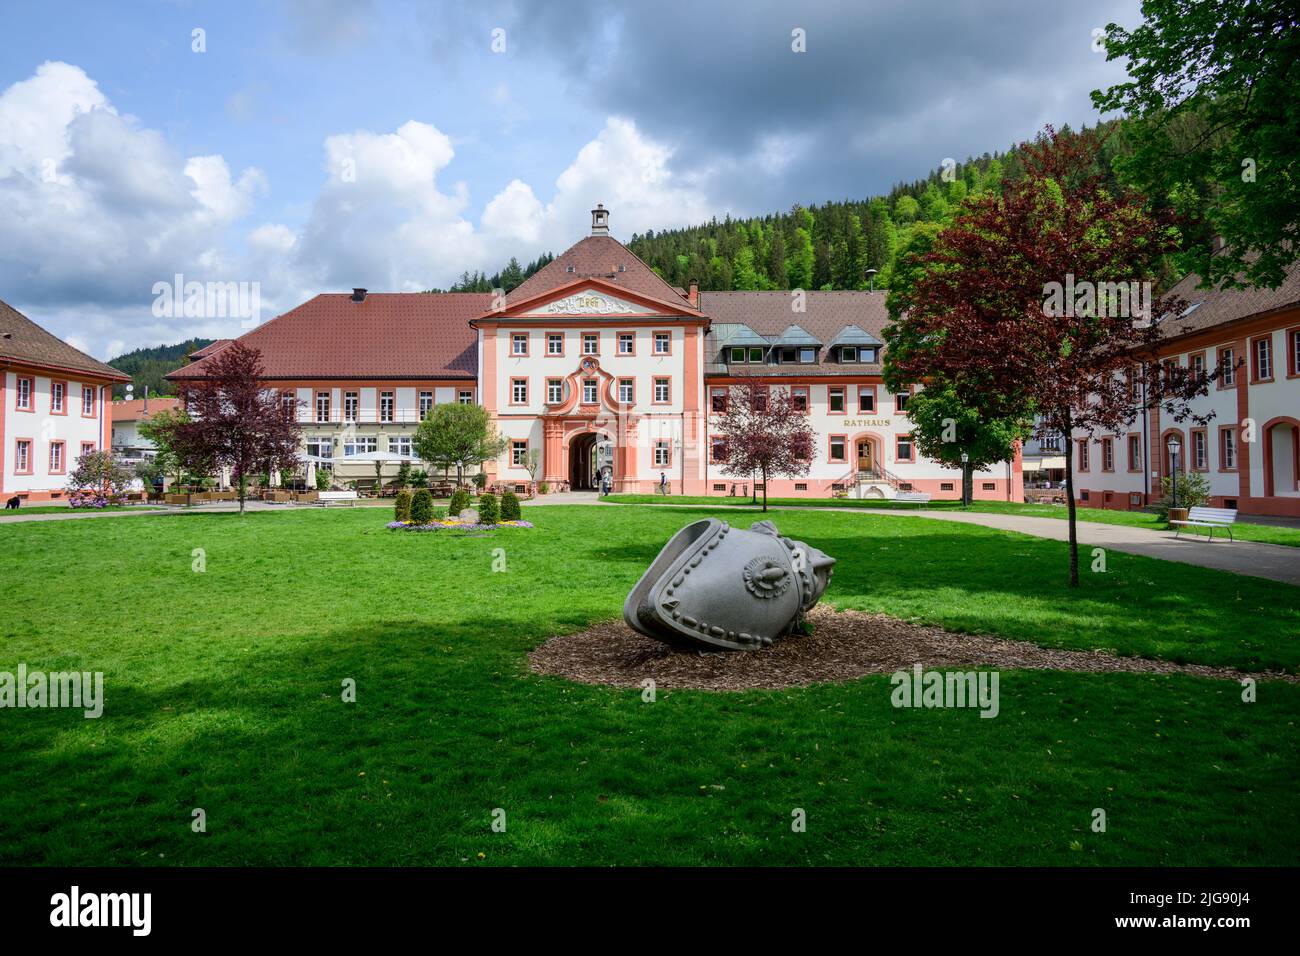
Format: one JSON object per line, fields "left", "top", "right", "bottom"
{"left": 602, "top": 495, "right": 1300, "bottom": 547}
{"left": 0, "top": 506, "right": 1296, "bottom": 866}
{"left": 0, "top": 504, "right": 163, "bottom": 516}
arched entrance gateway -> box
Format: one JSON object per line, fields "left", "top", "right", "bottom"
{"left": 567, "top": 431, "right": 615, "bottom": 490}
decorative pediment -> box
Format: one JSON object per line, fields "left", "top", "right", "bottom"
{"left": 522, "top": 289, "right": 657, "bottom": 317}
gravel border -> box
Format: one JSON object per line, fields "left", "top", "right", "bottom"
{"left": 528, "top": 605, "right": 1297, "bottom": 691}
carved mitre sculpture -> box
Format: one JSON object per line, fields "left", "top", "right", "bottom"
{"left": 624, "top": 519, "right": 835, "bottom": 651}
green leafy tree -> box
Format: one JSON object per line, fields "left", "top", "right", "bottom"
{"left": 785, "top": 227, "right": 815, "bottom": 289}
{"left": 413, "top": 402, "right": 507, "bottom": 487}
{"left": 1092, "top": 0, "right": 1300, "bottom": 288}
{"left": 138, "top": 407, "right": 192, "bottom": 488}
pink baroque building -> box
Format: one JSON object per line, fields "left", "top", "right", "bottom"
{"left": 172, "top": 205, "right": 1020, "bottom": 499}
{"left": 1, "top": 299, "right": 129, "bottom": 503}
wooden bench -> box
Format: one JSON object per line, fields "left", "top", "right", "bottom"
{"left": 1170, "top": 506, "right": 1237, "bottom": 541}
{"left": 894, "top": 491, "right": 932, "bottom": 505}
{"left": 315, "top": 490, "right": 359, "bottom": 507}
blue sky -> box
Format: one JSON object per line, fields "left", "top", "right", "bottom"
{"left": 0, "top": 0, "right": 1140, "bottom": 357}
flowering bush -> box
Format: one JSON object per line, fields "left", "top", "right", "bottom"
{"left": 67, "top": 492, "right": 115, "bottom": 509}
{"left": 66, "top": 451, "right": 133, "bottom": 508}
{"left": 387, "top": 518, "right": 533, "bottom": 532}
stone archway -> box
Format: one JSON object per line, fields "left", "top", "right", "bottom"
{"left": 565, "top": 429, "right": 616, "bottom": 491}
{"left": 1263, "top": 416, "right": 1300, "bottom": 498}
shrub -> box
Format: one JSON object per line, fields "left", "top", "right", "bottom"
{"left": 500, "top": 490, "right": 521, "bottom": 521}
{"left": 316, "top": 468, "right": 331, "bottom": 491}
{"left": 478, "top": 492, "right": 499, "bottom": 525}
{"left": 395, "top": 462, "right": 411, "bottom": 488}
{"left": 411, "top": 488, "right": 434, "bottom": 524}
{"left": 1156, "top": 471, "right": 1212, "bottom": 521}
{"left": 538, "top": 481, "right": 549, "bottom": 495}
{"left": 448, "top": 488, "right": 471, "bottom": 517}
{"left": 394, "top": 489, "right": 413, "bottom": 522}
{"left": 410, "top": 469, "right": 429, "bottom": 488}
{"left": 473, "top": 471, "right": 488, "bottom": 490}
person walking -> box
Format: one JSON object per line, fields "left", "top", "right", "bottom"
{"left": 658, "top": 471, "right": 668, "bottom": 496}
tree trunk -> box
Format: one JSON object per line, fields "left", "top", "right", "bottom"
{"left": 238, "top": 472, "right": 246, "bottom": 514}
{"left": 1063, "top": 413, "right": 1079, "bottom": 588}
{"left": 761, "top": 465, "right": 768, "bottom": 512}
{"left": 962, "top": 462, "right": 972, "bottom": 508}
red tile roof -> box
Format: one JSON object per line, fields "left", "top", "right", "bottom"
{"left": 0, "top": 298, "right": 130, "bottom": 381}
{"left": 111, "top": 397, "right": 182, "bottom": 422}
{"left": 505, "top": 235, "right": 694, "bottom": 309}
{"left": 168, "top": 292, "right": 488, "bottom": 381}
{"left": 1159, "top": 258, "right": 1300, "bottom": 340}
{"left": 189, "top": 339, "right": 233, "bottom": 359}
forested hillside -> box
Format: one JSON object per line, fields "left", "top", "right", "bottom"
{"left": 106, "top": 338, "right": 213, "bottom": 398}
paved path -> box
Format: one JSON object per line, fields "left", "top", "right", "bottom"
{"left": 4, "top": 494, "right": 1296, "bottom": 587}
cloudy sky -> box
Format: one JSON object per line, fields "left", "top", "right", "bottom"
{"left": 0, "top": 0, "right": 1140, "bottom": 358}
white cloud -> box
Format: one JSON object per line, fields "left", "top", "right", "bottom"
{"left": 0, "top": 63, "right": 720, "bottom": 356}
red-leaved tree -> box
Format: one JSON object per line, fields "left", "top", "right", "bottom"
{"left": 172, "top": 343, "right": 302, "bottom": 513}
{"left": 885, "top": 128, "right": 1218, "bottom": 585}
{"left": 711, "top": 379, "right": 814, "bottom": 512}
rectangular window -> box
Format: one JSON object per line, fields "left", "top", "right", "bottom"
{"left": 82, "top": 386, "right": 95, "bottom": 416}
{"left": 982, "top": 482, "right": 995, "bottom": 491}
{"left": 389, "top": 435, "right": 413, "bottom": 457}
{"left": 510, "top": 378, "right": 528, "bottom": 405}
{"left": 582, "top": 379, "right": 598, "bottom": 404}
{"left": 16, "top": 376, "right": 32, "bottom": 410}
{"left": 894, "top": 391, "right": 909, "bottom": 413}
{"left": 1291, "top": 328, "right": 1300, "bottom": 376}
{"left": 618, "top": 378, "right": 634, "bottom": 404}
{"left": 15, "top": 439, "right": 32, "bottom": 473}
{"left": 80, "top": 441, "right": 95, "bottom": 458}
{"left": 653, "top": 377, "right": 670, "bottom": 404}
{"left": 617, "top": 332, "right": 635, "bottom": 355}
{"left": 419, "top": 391, "right": 433, "bottom": 419}
{"left": 829, "top": 435, "right": 846, "bottom": 462}
{"left": 1253, "top": 336, "right": 1273, "bottom": 380}
{"left": 1078, "top": 439, "right": 1090, "bottom": 472}
{"left": 380, "top": 391, "right": 394, "bottom": 423}
{"left": 828, "top": 387, "right": 845, "bottom": 413}
{"left": 749, "top": 347, "right": 765, "bottom": 363}
{"left": 511, "top": 333, "right": 528, "bottom": 356}
{"left": 791, "top": 387, "right": 808, "bottom": 411}
{"left": 546, "top": 378, "right": 563, "bottom": 404}
{"left": 316, "top": 392, "right": 330, "bottom": 422}
{"left": 306, "top": 437, "right": 332, "bottom": 460}
{"left": 753, "top": 388, "right": 768, "bottom": 412}
{"left": 546, "top": 333, "right": 564, "bottom": 356}
{"left": 710, "top": 437, "right": 728, "bottom": 463}
{"left": 582, "top": 333, "right": 599, "bottom": 355}
{"left": 1192, "top": 429, "right": 1208, "bottom": 470}
{"left": 857, "top": 386, "right": 875, "bottom": 413}
{"left": 799, "top": 347, "right": 817, "bottom": 364}
{"left": 653, "top": 331, "right": 671, "bottom": 355}
{"left": 344, "top": 392, "right": 358, "bottom": 421}
{"left": 896, "top": 435, "right": 914, "bottom": 462}
{"left": 50, "top": 382, "right": 65, "bottom": 414}
{"left": 863, "top": 348, "right": 878, "bottom": 363}
{"left": 1221, "top": 427, "right": 1237, "bottom": 470}
{"left": 458, "top": 390, "right": 473, "bottom": 404}
{"left": 511, "top": 440, "right": 528, "bottom": 467}
{"left": 281, "top": 391, "right": 296, "bottom": 420}
{"left": 1101, "top": 437, "right": 1114, "bottom": 472}
{"left": 49, "top": 441, "right": 65, "bottom": 474}
{"left": 1190, "top": 352, "right": 1206, "bottom": 377}
{"left": 653, "top": 441, "right": 671, "bottom": 467}
{"left": 1219, "top": 347, "right": 1236, "bottom": 386}
{"left": 729, "top": 346, "right": 746, "bottom": 364}
{"left": 343, "top": 436, "right": 377, "bottom": 456}
{"left": 711, "top": 388, "right": 727, "bottom": 413}
{"left": 1127, "top": 434, "right": 1141, "bottom": 472}
{"left": 840, "top": 346, "right": 858, "bottom": 363}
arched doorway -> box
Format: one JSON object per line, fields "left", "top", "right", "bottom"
{"left": 568, "top": 432, "right": 615, "bottom": 490}
{"left": 1161, "top": 429, "right": 1184, "bottom": 480}
{"left": 856, "top": 437, "right": 877, "bottom": 477}
{"left": 1263, "top": 417, "right": 1300, "bottom": 497}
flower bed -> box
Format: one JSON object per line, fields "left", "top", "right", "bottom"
{"left": 387, "top": 519, "right": 534, "bottom": 532}
{"left": 68, "top": 492, "right": 123, "bottom": 509}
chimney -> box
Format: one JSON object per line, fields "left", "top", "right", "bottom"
{"left": 590, "top": 203, "right": 609, "bottom": 236}
{"left": 351, "top": 288, "right": 367, "bottom": 302}
{"left": 688, "top": 281, "right": 699, "bottom": 307}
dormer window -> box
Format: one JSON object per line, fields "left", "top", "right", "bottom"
{"left": 729, "top": 346, "right": 766, "bottom": 364}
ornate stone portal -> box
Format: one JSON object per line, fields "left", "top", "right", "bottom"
{"left": 624, "top": 519, "right": 835, "bottom": 651}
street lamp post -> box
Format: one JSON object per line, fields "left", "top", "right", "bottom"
{"left": 1166, "top": 436, "right": 1180, "bottom": 510}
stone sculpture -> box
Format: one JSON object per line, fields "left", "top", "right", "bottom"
{"left": 624, "top": 519, "right": 835, "bottom": 651}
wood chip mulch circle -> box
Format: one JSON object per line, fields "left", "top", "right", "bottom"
{"left": 528, "top": 605, "right": 1297, "bottom": 691}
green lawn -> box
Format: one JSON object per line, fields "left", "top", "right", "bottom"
{"left": 603, "top": 494, "right": 1300, "bottom": 547}
{"left": 1, "top": 506, "right": 1296, "bottom": 866}
{"left": 1, "top": 504, "right": 163, "bottom": 515}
